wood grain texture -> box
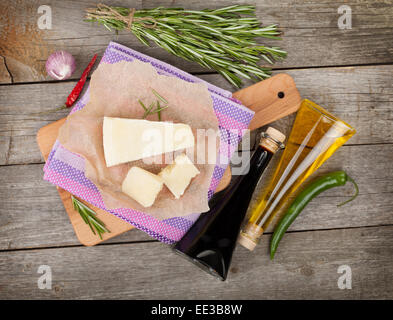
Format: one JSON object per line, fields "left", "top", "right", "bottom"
{"left": 1, "top": 65, "right": 392, "bottom": 165}
{"left": 1, "top": 0, "right": 392, "bottom": 83}
{"left": 0, "top": 143, "right": 392, "bottom": 251}
{"left": 0, "top": 56, "right": 12, "bottom": 83}
{"left": 0, "top": 161, "right": 154, "bottom": 250}
{"left": 205, "top": 65, "right": 393, "bottom": 145}
{"left": 1, "top": 225, "right": 392, "bottom": 299}
{"left": 233, "top": 73, "right": 301, "bottom": 130}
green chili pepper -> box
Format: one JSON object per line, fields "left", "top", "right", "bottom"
{"left": 270, "top": 171, "right": 359, "bottom": 260}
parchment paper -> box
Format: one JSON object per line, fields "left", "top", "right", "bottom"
{"left": 58, "top": 60, "right": 219, "bottom": 220}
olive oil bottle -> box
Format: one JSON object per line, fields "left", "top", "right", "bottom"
{"left": 173, "top": 127, "right": 285, "bottom": 280}
{"left": 239, "top": 100, "right": 356, "bottom": 251}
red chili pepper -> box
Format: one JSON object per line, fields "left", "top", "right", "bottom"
{"left": 64, "top": 53, "right": 98, "bottom": 108}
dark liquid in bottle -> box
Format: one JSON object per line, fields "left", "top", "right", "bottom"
{"left": 173, "top": 145, "right": 274, "bottom": 280}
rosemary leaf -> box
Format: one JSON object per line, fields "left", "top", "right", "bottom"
{"left": 150, "top": 105, "right": 169, "bottom": 116}
{"left": 142, "top": 103, "right": 155, "bottom": 119}
{"left": 138, "top": 99, "right": 148, "bottom": 111}
{"left": 151, "top": 89, "right": 168, "bottom": 104}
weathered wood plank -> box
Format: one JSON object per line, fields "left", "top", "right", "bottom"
{"left": 1, "top": 0, "right": 392, "bottom": 83}
{"left": 0, "top": 143, "right": 391, "bottom": 250}
{"left": 201, "top": 65, "right": 393, "bottom": 145}
{"left": 0, "top": 225, "right": 392, "bottom": 299}
{"left": 0, "top": 56, "right": 12, "bottom": 84}
{"left": 1, "top": 65, "right": 392, "bottom": 165}
{"left": 0, "top": 164, "right": 153, "bottom": 251}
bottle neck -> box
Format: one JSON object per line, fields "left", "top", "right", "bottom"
{"left": 259, "top": 133, "right": 285, "bottom": 154}
{"left": 230, "top": 133, "right": 283, "bottom": 192}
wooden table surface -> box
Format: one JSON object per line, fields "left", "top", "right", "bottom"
{"left": 1, "top": 0, "right": 393, "bottom": 299}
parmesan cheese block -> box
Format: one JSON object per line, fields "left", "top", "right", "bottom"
{"left": 159, "top": 153, "right": 200, "bottom": 199}
{"left": 121, "top": 167, "right": 163, "bottom": 208}
{"left": 103, "top": 117, "right": 195, "bottom": 167}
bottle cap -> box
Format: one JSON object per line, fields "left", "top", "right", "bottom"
{"left": 238, "top": 223, "right": 264, "bottom": 251}
{"left": 266, "top": 127, "right": 286, "bottom": 143}
{"left": 260, "top": 127, "right": 286, "bottom": 153}
{"left": 238, "top": 233, "right": 257, "bottom": 251}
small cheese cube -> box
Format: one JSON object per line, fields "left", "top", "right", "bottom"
{"left": 159, "top": 154, "right": 200, "bottom": 199}
{"left": 122, "top": 167, "right": 163, "bottom": 207}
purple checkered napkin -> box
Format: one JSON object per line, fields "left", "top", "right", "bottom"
{"left": 43, "top": 41, "right": 254, "bottom": 244}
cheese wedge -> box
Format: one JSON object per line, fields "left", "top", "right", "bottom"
{"left": 103, "top": 117, "right": 195, "bottom": 167}
{"left": 159, "top": 153, "right": 200, "bottom": 199}
{"left": 121, "top": 167, "right": 163, "bottom": 208}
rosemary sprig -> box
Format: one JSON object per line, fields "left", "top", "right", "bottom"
{"left": 85, "top": 4, "right": 286, "bottom": 88}
{"left": 71, "top": 195, "right": 110, "bottom": 239}
{"left": 138, "top": 89, "right": 169, "bottom": 120}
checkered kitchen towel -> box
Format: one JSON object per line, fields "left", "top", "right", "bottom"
{"left": 43, "top": 41, "right": 254, "bottom": 244}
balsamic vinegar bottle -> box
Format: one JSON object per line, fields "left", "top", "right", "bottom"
{"left": 173, "top": 127, "right": 285, "bottom": 280}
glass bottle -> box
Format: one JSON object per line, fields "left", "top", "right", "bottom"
{"left": 239, "top": 99, "right": 356, "bottom": 251}
{"left": 173, "top": 127, "right": 285, "bottom": 280}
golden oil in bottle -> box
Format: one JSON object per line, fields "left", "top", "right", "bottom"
{"left": 238, "top": 99, "right": 356, "bottom": 251}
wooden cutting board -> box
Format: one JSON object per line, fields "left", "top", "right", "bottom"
{"left": 37, "top": 73, "right": 301, "bottom": 246}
